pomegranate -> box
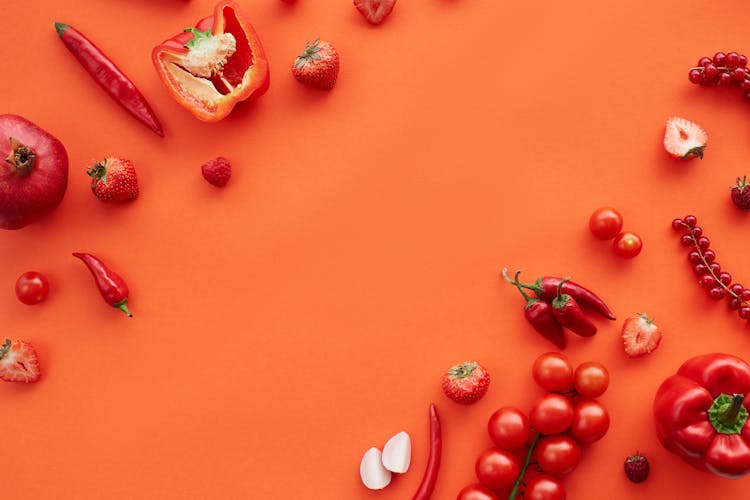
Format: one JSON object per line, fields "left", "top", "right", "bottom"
{"left": 0, "top": 115, "right": 68, "bottom": 229}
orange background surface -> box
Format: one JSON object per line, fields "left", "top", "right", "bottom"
{"left": 3, "top": 0, "right": 750, "bottom": 498}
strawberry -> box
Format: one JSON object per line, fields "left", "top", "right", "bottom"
{"left": 87, "top": 157, "right": 138, "bottom": 202}
{"left": 292, "top": 39, "right": 340, "bottom": 90}
{"left": 663, "top": 116, "right": 707, "bottom": 160}
{"left": 621, "top": 313, "right": 662, "bottom": 358}
{"left": 0, "top": 338, "right": 40, "bottom": 383}
{"left": 441, "top": 361, "right": 490, "bottom": 405}
{"left": 354, "top": 0, "right": 396, "bottom": 25}
{"left": 624, "top": 452, "right": 650, "bottom": 483}
{"left": 201, "top": 156, "right": 232, "bottom": 187}
{"left": 731, "top": 176, "right": 750, "bottom": 210}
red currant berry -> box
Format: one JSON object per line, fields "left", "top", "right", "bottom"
{"left": 680, "top": 234, "right": 694, "bottom": 247}
{"left": 739, "top": 306, "right": 750, "bottom": 319}
{"left": 740, "top": 54, "right": 748, "bottom": 68}
{"left": 729, "top": 297, "right": 742, "bottom": 310}
{"left": 697, "top": 236, "right": 711, "bottom": 250}
{"left": 699, "top": 275, "right": 716, "bottom": 288}
{"left": 727, "top": 52, "right": 741, "bottom": 67}
{"left": 691, "top": 226, "right": 703, "bottom": 238}
{"left": 733, "top": 68, "right": 747, "bottom": 81}
{"left": 719, "top": 272, "right": 733, "bottom": 285}
{"left": 709, "top": 287, "right": 726, "bottom": 300}
{"left": 672, "top": 218, "right": 686, "bottom": 230}
{"left": 704, "top": 64, "right": 719, "bottom": 80}
{"left": 741, "top": 289, "right": 750, "bottom": 302}
{"left": 684, "top": 215, "right": 697, "bottom": 227}
{"left": 688, "top": 69, "right": 703, "bottom": 84}
{"left": 731, "top": 283, "right": 744, "bottom": 295}
{"left": 720, "top": 72, "right": 733, "bottom": 85}
{"left": 703, "top": 250, "right": 716, "bottom": 263}
{"left": 744, "top": 92, "right": 750, "bottom": 102}
{"left": 687, "top": 251, "right": 702, "bottom": 264}
{"left": 713, "top": 52, "right": 727, "bottom": 66}
{"left": 698, "top": 56, "right": 713, "bottom": 67}
{"left": 741, "top": 80, "right": 750, "bottom": 92}
{"left": 709, "top": 262, "right": 721, "bottom": 274}
{"left": 694, "top": 263, "right": 709, "bottom": 276}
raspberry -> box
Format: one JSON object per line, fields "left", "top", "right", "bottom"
{"left": 624, "top": 452, "right": 650, "bottom": 483}
{"left": 201, "top": 157, "right": 232, "bottom": 187}
{"left": 731, "top": 176, "right": 750, "bottom": 211}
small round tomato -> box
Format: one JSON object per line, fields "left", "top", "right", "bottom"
{"left": 488, "top": 407, "right": 530, "bottom": 451}
{"left": 532, "top": 352, "right": 574, "bottom": 392}
{"left": 457, "top": 483, "right": 499, "bottom": 500}
{"left": 589, "top": 207, "right": 623, "bottom": 240}
{"left": 529, "top": 394, "right": 574, "bottom": 435}
{"left": 536, "top": 435, "right": 581, "bottom": 476}
{"left": 573, "top": 361, "right": 609, "bottom": 398}
{"left": 570, "top": 399, "right": 610, "bottom": 444}
{"left": 475, "top": 448, "right": 521, "bottom": 490}
{"left": 15, "top": 271, "right": 50, "bottom": 305}
{"left": 524, "top": 474, "right": 566, "bottom": 500}
{"left": 613, "top": 231, "right": 642, "bottom": 258}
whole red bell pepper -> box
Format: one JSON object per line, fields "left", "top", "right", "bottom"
{"left": 152, "top": 0, "right": 269, "bottom": 122}
{"left": 654, "top": 353, "right": 750, "bottom": 478}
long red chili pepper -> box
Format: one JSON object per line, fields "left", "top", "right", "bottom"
{"left": 54, "top": 22, "right": 164, "bottom": 137}
{"left": 502, "top": 269, "right": 566, "bottom": 349}
{"left": 521, "top": 276, "right": 615, "bottom": 320}
{"left": 73, "top": 252, "right": 133, "bottom": 317}
{"left": 413, "top": 403, "right": 442, "bottom": 500}
{"left": 551, "top": 278, "right": 596, "bottom": 336}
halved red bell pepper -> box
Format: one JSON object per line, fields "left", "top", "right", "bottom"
{"left": 152, "top": 0, "right": 269, "bottom": 122}
{"left": 654, "top": 353, "right": 750, "bottom": 478}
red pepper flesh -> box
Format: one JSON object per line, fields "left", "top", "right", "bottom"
{"left": 413, "top": 403, "right": 442, "bottom": 500}
{"left": 523, "top": 276, "right": 616, "bottom": 320}
{"left": 151, "top": 1, "right": 269, "bottom": 122}
{"left": 55, "top": 23, "right": 164, "bottom": 137}
{"left": 551, "top": 279, "right": 597, "bottom": 337}
{"left": 73, "top": 252, "right": 132, "bottom": 317}
{"left": 654, "top": 353, "right": 750, "bottom": 478}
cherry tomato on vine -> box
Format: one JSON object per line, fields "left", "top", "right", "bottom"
{"left": 524, "top": 474, "right": 566, "bottom": 500}
{"left": 570, "top": 399, "right": 610, "bottom": 444}
{"left": 532, "top": 352, "right": 574, "bottom": 392}
{"left": 488, "top": 407, "right": 530, "bottom": 451}
{"left": 589, "top": 207, "right": 623, "bottom": 240}
{"left": 475, "top": 448, "right": 521, "bottom": 490}
{"left": 529, "top": 394, "right": 573, "bottom": 435}
{"left": 613, "top": 231, "right": 643, "bottom": 258}
{"left": 15, "top": 271, "right": 50, "bottom": 305}
{"left": 457, "top": 483, "right": 499, "bottom": 500}
{"left": 536, "top": 435, "right": 581, "bottom": 476}
{"left": 573, "top": 361, "right": 609, "bottom": 398}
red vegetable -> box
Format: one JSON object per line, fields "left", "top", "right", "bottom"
{"left": 503, "top": 269, "right": 566, "bottom": 349}
{"left": 654, "top": 353, "right": 750, "bottom": 478}
{"left": 520, "top": 275, "right": 616, "bottom": 320}
{"left": 413, "top": 403, "right": 441, "bottom": 500}
{"left": 0, "top": 115, "right": 68, "bottom": 230}
{"left": 551, "top": 279, "right": 597, "bottom": 337}
{"left": 55, "top": 22, "right": 164, "bottom": 137}
{"left": 73, "top": 252, "right": 133, "bottom": 317}
{"left": 15, "top": 271, "right": 50, "bottom": 305}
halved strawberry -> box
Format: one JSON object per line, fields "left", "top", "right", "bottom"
{"left": 664, "top": 116, "right": 707, "bottom": 160}
{"left": 354, "top": 0, "right": 396, "bottom": 25}
{"left": 621, "top": 313, "right": 662, "bottom": 358}
{"left": 0, "top": 339, "right": 41, "bottom": 383}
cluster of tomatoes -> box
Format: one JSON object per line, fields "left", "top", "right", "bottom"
{"left": 457, "top": 353, "right": 611, "bottom": 500}
{"left": 589, "top": 207, "right": 643, "bottom": 259}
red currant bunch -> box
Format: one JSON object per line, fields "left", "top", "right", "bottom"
{"left": 688, "top": 52, "right": 750, "bottom": 99}
{"left": 672, "top": 215, "right": 750, "bottom": 320}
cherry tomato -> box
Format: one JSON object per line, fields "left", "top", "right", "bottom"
{"left": 573, "top": 361, "right": 609, "bottom": 398}
{"left": 15, "top": 271, "right": 50, "bottom": 305}
{"left": 536, "top": 435, "right": 581, "bottom": 476}
{"left": 570, "top": 399, "right": 610, "bottom": 444}
{"left": 589, "top": 207, "right": 623, "bottom": 240}
{"left": 524, "top": 474, "right": 566, "bottom": 500}
{"left": 475, "top": 448, "right": 521, "bottom": 490}
{"left": 488, "top": 407, "right": 530, "bottom": 451}
{"left": 529, "top": 394, "right": 573, "bottom": 435}
{"left": 532, "top": 352, "right": 574, "bottom": 392}
{"left": 613, "top": 231, "right": 642, "bottom": 258}
{"left": 457, "top": 483, "right": 499, "bottom": 500}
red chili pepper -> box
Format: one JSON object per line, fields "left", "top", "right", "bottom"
{"left": 54, "top": 22, "right": 164, "bottom": 137}
{"left": 503, "top": 269, "right": 566, "bottom": 349}
{"left": 73, "top": 252, "right": 133, "bottom": 317}
{"left": 551, "top": 278, "right": 597, "bottom": 337}
{"left": 413, "top": 403, "right": 442, "bottom": 500}
{"left": 521, "top": 276, "right": 615, "bottom": 320}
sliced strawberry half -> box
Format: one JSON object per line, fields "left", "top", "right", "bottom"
{"left": 0, "top": 339, "right": 41, "bottom": 383}
{"left": 354, "top": 0, "right": 396, "bottom": 25}
{"left": 621, "top": 313, "right": 662, "bottom": 358}
{"left": 664, "top": 116, "right": 707, "bottom": 160}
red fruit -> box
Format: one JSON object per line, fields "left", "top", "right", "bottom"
{"left": 621, "top": 313, "right": 662, "bottom": 357}
{"left": 536, "top": 435, "right": 581, "bottom": 476}
{"left": 731, "top": 176, "right": 750, "bottom": 210}
{"left": 0, "top": 114, "right": 68, "bottom": 229}
{"left": 613, "top": 231, "right": 643, "bottom": 259}
{"left": 624, "top": 452, "right": 650, "bottom": 483}
{"left": 441, "top": 360, "right": 490, "bottom": 404}
{"left": 15, "top": 271, "right": 50, "bottom": 305}
{"left": 87, "top": 157, "right": 138, "bottom": 203}
{"left": 529, "top": 393, "right": 574, "bottom": 435}
{"left": 292, "top": 39, "right": 340, "bottom": 90}
{"left": 456, "top": 483, "right": 499, "bottom": 500}
{"left": 524, "top": 475, "right": 566, "bottom": 499}
{"left": 570, "top": 399, "right": 610, "bottom": 444}
{"left": 663, "top": 116, "right": 707, "bottom": 160}
{"left": 475, "top": 448, "right": 520, "bottom": 490}
{"left": 0, "top": 338, "right": 40, "bottom": 383}
{"left": 201, "top": 157, "right": 232, "bottom": 187}
{"left": 354, "top": 0, "right": 396, "bottom": 25}
{"left": 488, "top": 407, "right": 530, "bottom": 451}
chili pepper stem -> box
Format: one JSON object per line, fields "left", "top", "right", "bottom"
{"left": 508, "top": 433, "right": 541, "bottom": 499}
{"left": 116, "top": 300, "right": 133, "bottom": 317}
{"left": 502, "top": 268, "right": 535, "bottom": 303}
